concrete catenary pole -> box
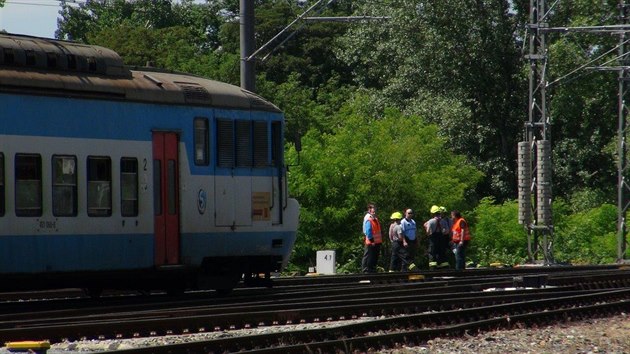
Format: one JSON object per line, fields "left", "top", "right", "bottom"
{"left": 240, "top": 0, "right": 255, "bottom": 92}
{"left": 520, "top": 0, "right": 554, "bottom": 264}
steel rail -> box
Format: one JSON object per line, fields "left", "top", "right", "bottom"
{"left": 0, "top": 281, "right": 625, "bottom": 343}
{"left": 0, "top": 267, "right": 627, "bottom": 344}
{"left": 99, "top": 288, "right": 630, "bottom": 353}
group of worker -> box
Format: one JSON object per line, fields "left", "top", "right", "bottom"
{"left": 361, "top": 203, "right": 471, "bottom": 273}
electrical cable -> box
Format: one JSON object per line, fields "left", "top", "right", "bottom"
{"left": 547, "top": 38, "right": 630, "bottom": 87}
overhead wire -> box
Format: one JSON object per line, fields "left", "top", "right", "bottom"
{"left": 540, "top": 0, "right": 561, "bottom": 22}
{"left": 4, "top": 0, "right": 64, "bottom": 6}
{"left": 3, "top": 0, "right": 87, "bottom": 7}
{"left": 547, "top": 38, "right": 630, "bottom": 87}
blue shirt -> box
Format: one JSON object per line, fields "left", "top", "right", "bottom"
{"left": 363, "top": 213, "right": 374, "bottom": 240}
{"left": 401, "top": 218, "right": 417, "bottom": 240}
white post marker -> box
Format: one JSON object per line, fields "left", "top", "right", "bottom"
{"left": 316, "top": 250, "right": 336, "bottom": 274}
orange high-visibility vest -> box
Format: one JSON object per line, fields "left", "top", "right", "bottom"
{"left": 451, "top": 217, "right": 471, "bottom": 242}
{"left": 365, "top": 216, "right": 382, "bottom": 245}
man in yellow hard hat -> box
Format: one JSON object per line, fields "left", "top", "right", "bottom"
{"left": 424, "top": 205, "right": 443, "bottom": 268}
{"left": 388, "top": 211, "right": 405, "bottom": 272}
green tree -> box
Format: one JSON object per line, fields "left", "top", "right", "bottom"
{"left": 543, "top": 2, "right": 620, "bottom": 202}
{"left": 336, "top": 0, "right": 524, "bottom": 201}
{"left": 57, "top": 0, "right": 222, "bottom": 48}
{"left": 216, "top": 0, "right": 354, "bottom": 88}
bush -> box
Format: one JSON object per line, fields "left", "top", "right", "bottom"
{"left": 553, "top": 202, "right": 617, "bottom": 264}
{"left": 469, "top": 198, "right": 529, "bottom": 266}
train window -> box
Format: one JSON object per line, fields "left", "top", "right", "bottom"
{"left": 25, "top": 50, "right": 36, "bottom": 66}
{"left": 87, "top": 156, "right": 112, "bottom": 217}
{"left": 0, "top": 153, "right": 4, "bottom": 217}
{"left": 217, "top": 119, "right": 234, "bottom": 167}
{"left": 193, "top": 118, "right": 209, "bottom": 166}
{"left": 271, "top": 121, "right": 282, "bottom": 167}
{"left": 87, "top": 57, "right": 97, "bottom": 72}
{"left": 4, "top": 48, "right": 14, "bottom": 65}
{"left": 236, "top": 120, "right": 252, "bottom": 167}
{"left": 67, "top": 54, "right": 77, "bottom": 70}
{"left": 253, "top": 121, "right": 269, "bottom": 167}
{"left": 153, "top": 160, "right": 162, "bottom": 215}
{"left": 121, "top": 158, "right": 138, "bottom": 217}
{"left": 52, "top": 155, "right": 77, "bottom": 217}
{"left": 15, "top": 154, "right": 42, "bottom": 217}
{"left": 46, "top": 52, "right": 57, "bottom": 68}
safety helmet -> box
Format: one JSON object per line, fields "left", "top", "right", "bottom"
{"left": 430, "top": 205, "right": 440, "bottom": 214}
{"left": 390, "top": 212, "right": 403, "bottom": 220}
{"left": 439, "top": 206, "right": 447, "bottom": 213}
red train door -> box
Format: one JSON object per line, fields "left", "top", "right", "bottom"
{"left": 152, "top": 131, "right": 180, "bottom": 266}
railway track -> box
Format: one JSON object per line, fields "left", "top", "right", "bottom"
{"left": 102, "top": 289, "right": 630, "bottom": 353}
{"left": 1, "top": 266, "right": 629, "bottom": 352}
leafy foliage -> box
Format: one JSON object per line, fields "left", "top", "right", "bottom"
{"left": 468, "top": 198, "right": 529, "bottom": 266}
{"left": 336, "top": 0, "right": 524, "bottom": 201}
{"left": 467, "top": 196, "right": 619, "bottom": 267}
{"left": 553, "top": 202, "right": 618, "bottom": 264}
{"left": 286, "top": 94, "right": 483, "bottom": 268}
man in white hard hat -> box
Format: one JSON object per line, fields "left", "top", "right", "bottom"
{"left": 400, "top": 208, "right": 417, "bottom": 271}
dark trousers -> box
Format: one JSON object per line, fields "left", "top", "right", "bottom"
{"left": 454, "top": 241, "right": 469, "bottom": 270}
{"left": 389, "top": 241, "right": 405, "bottom": 271}
{"left": 428, "top": 233, "right": 440, "bottom": 263}
{"left": 362, "top": 243, "right": 381, "bottom": 273}
{"left": 401, "top": 238, "right": 417, "bottom": 271}
{"left": 429, "top": 233, "right": 449, "bottom": 265}
{"left": 437, "top": 235, "right": 450, "bottom": 265}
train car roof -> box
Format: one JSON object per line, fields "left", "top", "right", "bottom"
{"left": 0, "top": 34, "right": 281, "bottom": 113}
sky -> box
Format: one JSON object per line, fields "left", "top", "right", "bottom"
{"left": 0, "top": 0, "right": 62, "bottom": 38}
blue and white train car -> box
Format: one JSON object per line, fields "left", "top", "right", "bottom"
{"left": 0, "top": 34, "right": 299, "bottom": 295}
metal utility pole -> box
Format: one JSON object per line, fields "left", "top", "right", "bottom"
{"left": 618, "top": 0, "right": 630, "bottom": 262}
{"left": 240, "top": 0, "right": 255, "bottom": 92}
{"left": 519, "top": 0, "right": 554, "bottom": 264}
{"left": 519, "top": 1, "right": 630, "bottom": 263}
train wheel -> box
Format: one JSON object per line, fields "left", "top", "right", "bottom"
{"left": 210, "top": 273, "right": 241, "bottom": 295}
{"left": 215, "top": 288, "right": 233, "bottom": 296}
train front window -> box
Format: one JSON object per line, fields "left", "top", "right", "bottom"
{"left": 253, "top": 121, "right": 269, "bottom": 167}
{"left": 87, "top": 156, "right": 112, "bottom": 217}
{"left": 121, "top": 158, "right": 138, "bottom": 217}
{"left": 271, "top": 121, "right": 282, "bottom": 168}
{"left": 236, "top": 120, "right": 252, "bottom": 167}
{"left": 15, "top": 154, "right": 42, "bottom": 217}
{"left": 0, "top": 153, "right": 4, "bottom": 216}
{"left": 52, "top": 155, "right": 77, "bottom": 217}
{"left": 194, "top": 118, "right": 209, "bottom": 166}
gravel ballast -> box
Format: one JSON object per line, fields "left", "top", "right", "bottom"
{"left": 1, "top": 313, "right": 627, "bottom": 353}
